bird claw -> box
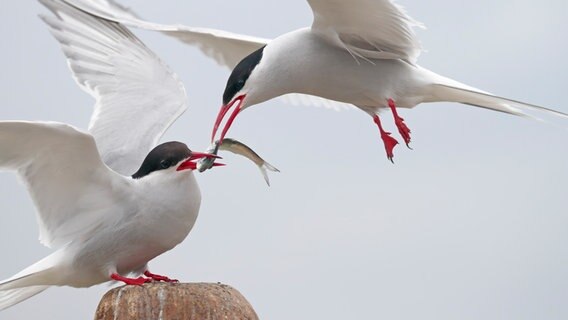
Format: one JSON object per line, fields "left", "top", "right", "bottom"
{"left": 388, "top": 98, "right": 412, "bottom": 148}
{"left": 144, "top": 271, "right": 179, "bottom": 283}
{"left": 380, "top": 131, "right": 399, "bottom": 163}
{"left": 373, "top": 114, "right": 400, "bottom": 162}
{"left": 394, "top": 117, "right": 412, "bottom": 147}
{"left": 111, "top": 273, "right": 152, "bottom": 286}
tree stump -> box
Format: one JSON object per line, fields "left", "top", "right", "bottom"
{"left": 94, "top": 282, "right": 259, "bottom": 320}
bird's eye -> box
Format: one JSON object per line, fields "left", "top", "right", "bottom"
{"left": 236, "top": 79, "right": 245, "bottom": 90}
{"left": 160, "top": 160, "right": 171, "bottom": 169}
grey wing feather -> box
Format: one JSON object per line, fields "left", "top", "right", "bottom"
{"left": 308, "top": 0, "right": 424, "bottom": 63}
{"left": 59, "top": 0, "right": 356, "bottom": 112}
{"left": 0, "top": 121, "right": 123, "bottom": 248}
{"left": 61, "top": 0, "right": 269, "bottom": 69}
{"left": 41, "top": 0, "right": 188, "bottom": 176}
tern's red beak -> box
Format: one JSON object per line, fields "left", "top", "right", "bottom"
{"left": 211, "top": 94, "right": 246, "bottom": 142}
{"left": 177, "top": 152, "right": 222, "bottom": 171}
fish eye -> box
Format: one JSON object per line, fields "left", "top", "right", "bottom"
{"left": 160, "top": 160, "right": 171, "bottom": 169}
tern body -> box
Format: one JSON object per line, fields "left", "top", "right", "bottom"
{"left": 254, "top": 28, "right": 432, "bottom": 111}
{"left": 19, "top": 164, "right": 199, "bottom": 289}
{"left": 62, "top": 169, "right": 201, "bottom": 287}
{"left": 65, "top": 0, "right": 568, "bottom": 161}
{"left": 0, "top": 123, "right": 213, "bottom": 310}
{"left": 0, "top": 0, "right": 220, "bottom": 310}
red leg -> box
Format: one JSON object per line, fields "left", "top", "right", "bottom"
{"left": 111, "top": 273, "right": 152, "bottom": 286}
{"left": 144, "top": 271, "right": 179, "bottom": 283}
{"left": 388, "top": 99, "right": 412, "bottom": 148}
{"left": 373, "top": 114, "right": 399, "bottom": 163}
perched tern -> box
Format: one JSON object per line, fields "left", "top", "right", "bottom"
{"left": 0, "top": 0, "right": 221, "bottom": 310}
{"left": 61, "top": 0, "right": 568, "bottom": 161}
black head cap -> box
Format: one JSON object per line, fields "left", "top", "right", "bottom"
{"left": 223, "top": 45, "right": 266, "bottom": 105}
{"left": 132, "top": 141, "right": 191, "bottom": 179}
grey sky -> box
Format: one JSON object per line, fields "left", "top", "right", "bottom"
{"left": 1, "top": 0, "right": 568, "bottom": 319}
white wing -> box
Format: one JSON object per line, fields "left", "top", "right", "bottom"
{"left": 59, "top": 0, "right": 352, "bottom": 111}
{"left": 307, "top": 0, "right": 424, "bottom": 63}
{"left": 40, "top": 0, "right": 188, "bottom": 176}
{"left": 0, "top": 121, "right": 127, "bottom": 248}
{"left": 61, "top": 0, "right": 269, "bottom": 69}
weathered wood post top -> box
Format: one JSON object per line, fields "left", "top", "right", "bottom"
{"left": 95, "top": 282, "right": 259, "bottom": 320}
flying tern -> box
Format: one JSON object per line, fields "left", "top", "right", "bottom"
{"left": 0, "top": 0, "right": 222, "bottom": 310}
{"left": 61, "top": 0, "right": 568, "bottom": 161}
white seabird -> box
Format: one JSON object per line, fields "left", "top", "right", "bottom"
{"left": 60, "top": 0, "right": 568, "bottom": 161}
{"left": 0, "top": 0, "right": 221, "bottom": 310}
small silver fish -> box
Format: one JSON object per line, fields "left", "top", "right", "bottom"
{"left": 197, "top": 140, "right": 222, "bottom": 172}
{"left": 197, "top": 138, "right": 280, "bottom": 186}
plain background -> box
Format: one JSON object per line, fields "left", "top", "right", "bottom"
{"left": 1, "top": 0, "right": 567, "bottom": 319}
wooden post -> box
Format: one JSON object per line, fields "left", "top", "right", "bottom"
{"left": 94, "top": 283, "right": 259, "bottom": 320}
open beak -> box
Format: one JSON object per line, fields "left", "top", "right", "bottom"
{"left": 211, "top": 94, "right": 246, "bottom": 143}
{"left": 177, "top": 152, "right": 223, "bottom": 171}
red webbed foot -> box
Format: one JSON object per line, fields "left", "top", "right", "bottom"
{"left": 111, "top": 273, "right": 152, "bottom": 286}
{"left": 380, "top": 131, "right": 399, "bottom": 163}
{"left": 388, "top": 99, "right": 412, "bottom": 148}
{"left": 394, "top": 117, "right": 412, "bottom": 147}
{"left": 144, "top": 271, "right": 179, "bottom": 283}
{"left": 373, "top": 115, "right": 399, "bottom": 163}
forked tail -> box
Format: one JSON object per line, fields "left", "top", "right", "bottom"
{"left": 0, "top": 250, "right": 65, "bottom": 310}
{"left": 0, "top": 286, "right": 49, "bottom": 311}
{"left": 0, "top": 267, "right": 59, "bottom": 310}
{"left": 259, "top": 162, "right": 280, "bottom": 187}
{"left": 430, "top": 83, "right": 568, "bottom": 121}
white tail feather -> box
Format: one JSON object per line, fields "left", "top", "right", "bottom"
{"left": 0, "top": 268, "right": 58, "bottom": 310}
{"left": 431, "top": 84, "right": 568, "bottom": 121}
{"left": 0, "top": 250, "right": 66, "bottom": 309}
{"left": 0, "top": 286, "right": 49, "bottom": 311}
{"left": 0, "top": 268, "right": 58, "bottom": 291}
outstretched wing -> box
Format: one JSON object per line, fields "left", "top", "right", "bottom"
{"left": 307, "top": 0, "right": 424, "bottom": 63}
{"left": 41, "top": 0, "right": 188, "bottom": 176}
{"left": 61, "top": 0, "right": 269, "bottom": 69}
{"left": 0, "top": 121, "right": 127, "bottom": 248}
{"left": 59, "top": 0, "right": 353, "bottom": 111}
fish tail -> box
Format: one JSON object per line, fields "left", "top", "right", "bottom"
{"left": 259, "top": 161, "right": 280, "bottom": 186}
{"left": 263, "top": 161, "right": 280, "bottom": 173}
